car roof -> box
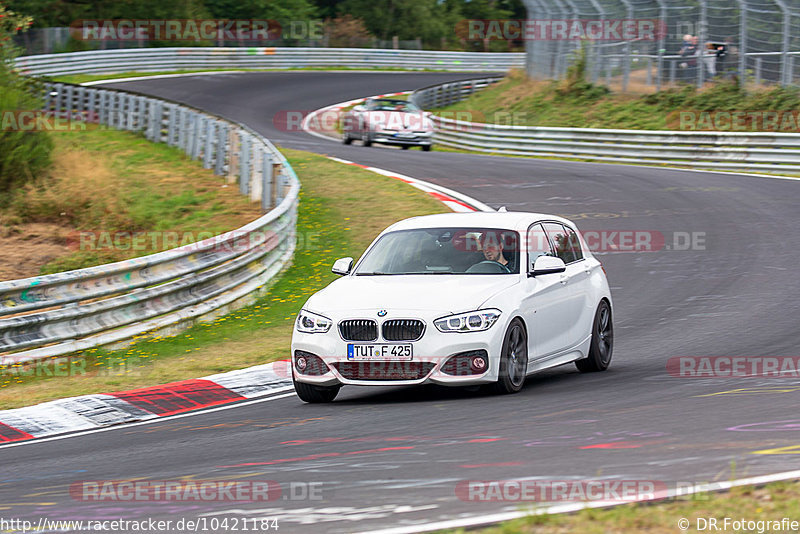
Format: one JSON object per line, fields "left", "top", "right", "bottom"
{"left": 383, "top": 211, "right": 576, "bottom": 233}
{"left": 367, "top": 98, "right": 409, "bottom": 104}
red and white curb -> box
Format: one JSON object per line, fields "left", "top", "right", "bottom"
{"left": 326, "top": 156, "right": 491, "bottom": 213}
{"left": 0, "top": 361, "right": 293, "bottom": 444}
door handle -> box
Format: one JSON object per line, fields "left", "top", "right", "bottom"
{"left": 559, "top": 274, "right": 569, "bottom": 285}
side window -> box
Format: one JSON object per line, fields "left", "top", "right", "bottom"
{"left": 564, "top": 225, "right": 584, "bottom": 261}
{"left": 527, "top": 223, "right": 554, "bottom": 263}
{"left": 543, "top": 222, "right": 576, "bottom": 264}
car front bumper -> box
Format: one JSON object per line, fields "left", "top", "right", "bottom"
{"left": 291, "top": 313, "right": 506, "bottom": 387}
{"left": 371, "top": 131, "right": 433, "bottom": 146}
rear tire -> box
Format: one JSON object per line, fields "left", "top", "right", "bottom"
{"left": 422, "top": 145, "right": 432, "bottom": 152}
{"left": 362, "top": 131, "right": 372, "bottom": 147}
{"left": 493, "top": 319, "right": 527, "bottom": 394}
{"left": 293, "top": 376, "right": 340, "bottom": 403}
{"left": 402, "top": 145, "right": 410, "bottom": 150}
{"left": 575, "top": 300, "right": 613, "bottom": 373}
{"left": 342, "top": 132, "right": 352, "bottom": 145}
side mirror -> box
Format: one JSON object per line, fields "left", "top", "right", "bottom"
{"left": 529, "top": 255, "right": 566, "bottom": 277}
{"left": 352, "top": 105, "right": 365, "bottom": 112}
{"left": 332, "top": 257, "right": 354, "bottom": 276}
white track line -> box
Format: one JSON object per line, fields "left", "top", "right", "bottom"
{"left": 359, "top": 470, "right": 800, "bottom": 534}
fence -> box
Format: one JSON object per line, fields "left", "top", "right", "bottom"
{"left": 13, "top": 48, "right": 523, "bottom": 77}
{"left": 0, "top": 83, "right": 299, "bottom": 363}
{"left": 12, "top": 28, "right": 428, "bottom": 56}
{"left": 411, "top": 77, "right": 800, "bottom": 172}
{"left": 520, "top": 0, "right": 800, "bottom": 90}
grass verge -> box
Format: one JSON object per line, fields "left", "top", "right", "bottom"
{"left": 0, "top": 147, "right": 447, "bottom": 409}
{"left": 436, "top": 69, "right": 800, "bottom": 131}
{"left": 450, "top": 479, "right": 800, "bottom": 534}
{"left": 0, "top": 126, "right": 262, "bottom": 280}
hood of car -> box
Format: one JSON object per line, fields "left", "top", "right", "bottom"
{"left": 304, "top": 275, "right": 519, "bottom": 314}
{"left": 362, "top": 111, "right": 434, "bottom": 131}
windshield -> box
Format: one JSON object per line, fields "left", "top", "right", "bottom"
{"left": 355, "top": 228, "right": 520, "bottom": 275}
{"left": 366, "top": 100, "right": 421, "bottom": 112}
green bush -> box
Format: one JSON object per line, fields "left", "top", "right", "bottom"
{"left": 0, "top": 3, "right": 52, "bottom": 201}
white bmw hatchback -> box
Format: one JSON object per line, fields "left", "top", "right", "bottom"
{"left": 291, "top": 212, "right": 613, "bottom": 403}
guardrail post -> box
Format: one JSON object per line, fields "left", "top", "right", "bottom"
{"left": 192, "top": 116, "right": 204, "bottom": 160}
{"left": 126, "top": 95, "right": 137, "bottom": 131}
{"left": 250, "top": 148, "right": 262, "bottom": 203}
{"left": 146, "top": 100, "right": 157, "bottom": 141}
{"left": 52, "top": 82, "right": 63, "bottom": 112}
{"left": 115, "top": 93, "right": 124, "bottom": 129}
{"left": 156, "top": 101, "right": 166, "bottom": 142}
{"left": 74, "top": 86, "right": 85, "bottom": 115}
{"left": 215, "top": 122, "right": 228, "bottom": 176}
{"left": 227, "top": 128, "right": 240, "bottom": 184}
{"left": 107, "top": 92, "right": 116, "bottom": 128}
{"left": 261, "top": 149, "right": 273, "bottom": 212}
{"left": 271, "top": 162, "right": 282, "bottom": 207}
{"left": 97, "top": 90, "right": 107, "bottom": 125}
{"left": 167, "top": 105, "right": 178, "bottom": 146}
{"left": 177, "top": 109, "right": 188, "bottom": 151}
{"left": 203, "top": 119, "right": 215, "bottom": 169}
{"left": 85, "top": 87, "right": 96, "bottom": 114}
{"left": 65, "top": 84, "right": 74, "bottom": 114}
{"left": 185, "top": 113, "right": 196, "bottom": 157}
{"left": 239, "top": 133, "right": 251, "bottom": 195}
{"left": 670, "top": 60, "right": 676, "bottom": 85}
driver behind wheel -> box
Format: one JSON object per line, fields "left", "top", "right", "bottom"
{"left": 477, "top": 231, "right": 510, "bottom": 272}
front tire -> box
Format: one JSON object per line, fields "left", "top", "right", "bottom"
{"left": 342, "top": 132, "right": 352, "bottom": 145}
{"left": 293, "top": 377, "right": 340, "bottom": 403}
{"left": 575, "top": 300, "right": 613, "bottom": 373}
{"left": 494, "top": 318, "right": 527, "bottom": 394}
{"left": 422, "top": 145, "right": 432, "bottom": 152}
{"left": 362, "top": 131, "right": 372, "bottom": 147}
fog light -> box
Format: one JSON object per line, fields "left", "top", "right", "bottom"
{"left": 441, "top": 350, "right": 489, "bottom": 376}
{"left": 294, "top": 350, "right": 329, "bottom": 375}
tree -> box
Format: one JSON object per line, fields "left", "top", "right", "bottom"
{"left": 0, "top": 2, "right": 52, "bottom": 196}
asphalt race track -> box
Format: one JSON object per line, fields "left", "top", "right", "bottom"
{"left": 2, "top": 72, "right": 799, "bottom": 533}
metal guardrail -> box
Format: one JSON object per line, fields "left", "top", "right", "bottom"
{"left": 0, "top": 82, "right": 299, "bottom": 363}
{"left": 14, "top": 48, "right": 524, "bottom": 76}
{"left": 410, "top": 78, "right": 800, "bottom": 173}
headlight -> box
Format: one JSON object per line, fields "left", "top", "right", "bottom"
{"left": 295, "top": 310, "right": 332, "bottom": 333}
{"left": 434, "top": 309, "right": 501, "bottom": 333}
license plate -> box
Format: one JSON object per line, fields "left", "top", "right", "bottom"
{"left": 347, "top": 344, "right": 413, "bottom": 361}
